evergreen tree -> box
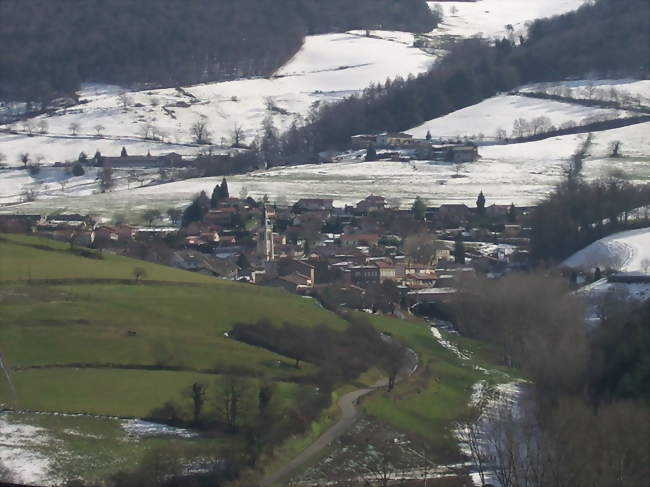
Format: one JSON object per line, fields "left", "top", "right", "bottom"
{"left": 507, "top": 202, "right": 517, "bottom": 222}
{"left": 411, "top": 196, "right": 426, "bottom": 221}
{"left": 365, "top": 143, "right": 378, "bottom": 161}
{"left": 121, "top": 146, "right": 128, "bottom": 157}
{"left": 476, "top": 190, "right": 486, "bottom": 214}
{"left": 453, "top": 233, "right": 466, "bottom": 264}
{"left": 261, "top": 117, "right": 281, "bottom": 167}
{"left": 182, "top": 191, "right": 210, "bottom": 227}
{"left": 72, "top": 163, "right": 85, "bottom": 176}
{"left": 211, "top": 184, "right": 222, "bottom": 209}
{"left": 425, "top": 130, "right": 432, "bottom": 141}
{"left": 221, "top": 177, "right": 229, "bottom": 199}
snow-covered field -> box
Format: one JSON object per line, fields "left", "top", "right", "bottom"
{"left": 520, "top": 79, "right": 650, "bottom": 107}
{"left": 0, "top": 33, "right": 435, "bottom": 166}
{"left": 407, "top": 94, "right": 635, "bottom": 140}
{"left": 3, "top": 118, "right": 647, "bottom": 218}
{"left": 427, "top": 0, "right": 587, "bottom": 39}
{"left": 562, "top": 227, "right": 650, "bottom": 273}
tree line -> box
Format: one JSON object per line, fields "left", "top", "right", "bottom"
{"left": 0, "top": 0, "right": 437, "bottom": 105}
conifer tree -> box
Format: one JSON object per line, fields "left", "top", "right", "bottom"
{"left": 476, "top": 191, "right": 486, "bottom": 214}
{"left": 454, "top": 233, "right": 466, "bottom": 264}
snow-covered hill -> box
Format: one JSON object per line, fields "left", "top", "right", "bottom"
{"left": 406, "top": 94, "right": 636, "bottom": 140}
{"left": 0, "top": 33, "right": 435, "bottom": 166}
{"left": 563, "top": 227, "right": 650, "bottom": 273}
{"left": 427, "top": 0, "right": 587, "bottom": 39}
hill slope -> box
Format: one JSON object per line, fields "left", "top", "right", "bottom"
{"left": 0, "top": 234, "right": 347, "bottom": 416}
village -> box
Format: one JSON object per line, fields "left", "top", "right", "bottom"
{"left": 0, "top": 177, "right": 531, "bottom": 314}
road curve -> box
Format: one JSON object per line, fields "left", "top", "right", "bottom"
{"left": 259, "top": 347, "right": 418, "bottom": 486}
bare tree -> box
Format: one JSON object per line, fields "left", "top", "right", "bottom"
{"left": 118, "top": 92, "right": 132, "bottom": 110}
{"left": 609, "top": 140, "right": 623, "bottom": 158}
{"left": 190, "top": 115, "right": 211, "bottom": 144}
{"left": 18, "top": 152, "right": 30, "bottom": 167}
{"left": 143, "top": 209, "right": 162, "bottom": 226}
{"left": 530, "top": 116, "right": 552, "bottom": 136}
{"left": 94, "top": 124, "right": 105, "bottom": 137}
{"left": 37, "top": 119, "right": 49, "bottom": 134}
{"left": 22, "top": 120, "right": 35, "bottom": 135}
{"left": 69, "top": 122, "right": 80, "bottom": 136}
{"left": 184, "top": 382, "right": 208, "bottom": 425}
{"left": 641, "top": 258, "right": 650, "bottom": 274}
{"left": 167, "top": 208, "right": 182, "bottom": 226}
{"left": 404, "top": 233, "right": 439, "bottom": 265}
{"left": 231, "top": 123, "right": 245, "bottom": 147}
{"left": 380, "top": 340, "right": 408, "bottom": 391}
{"left": 512, "top": 118, "right": 531, "bottom": 138}
{"left": 216, "top": 375, "right": 249, "bottom": 432}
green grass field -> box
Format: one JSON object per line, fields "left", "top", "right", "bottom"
{"left": 1, "top": 368, "right": 305, "bottom": 418}
{"left": 0, "top": 234, "right": 346, "bottom": 415}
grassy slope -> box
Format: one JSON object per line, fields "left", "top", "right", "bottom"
{"left": 0, "top": 234, "right": 347, "bottom": 415}
{"left": 362, "top": 314, "right": 514, "bottom": 461}
{"left": 0, "top": 234, "right": 219, "bottom": 283}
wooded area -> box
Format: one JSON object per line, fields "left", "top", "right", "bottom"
{"left": 0, "top": 0, "right": 436, "bottom": 103}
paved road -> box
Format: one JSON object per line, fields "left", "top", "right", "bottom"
{"left": 259, "top": 347, "right": 418, "bottom": 486}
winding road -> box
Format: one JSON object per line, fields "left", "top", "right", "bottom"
{"left": 259, "top": 347, "right": 418, "bottom": 486}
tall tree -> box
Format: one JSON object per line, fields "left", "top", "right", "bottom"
{"left": 453, "top": 233, "right": 466, "bottom": 264}
{"left": 476, "top": 190, "right": 486, "bottom": 214}
{"left": 411, "top": 196, "right": 426, "bottom": 221}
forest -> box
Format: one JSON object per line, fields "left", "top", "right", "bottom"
{"left": 274, "top": 0, "right": 649, "bottom": 153}
{"left": 0, "top": 0, "right": 436, "bottom": 104}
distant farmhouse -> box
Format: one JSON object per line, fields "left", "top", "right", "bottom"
{"left": 351, "top": 132, "right": 478, "bottom": 163}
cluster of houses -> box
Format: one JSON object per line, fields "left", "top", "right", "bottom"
{"left": 350, "top": 132, "right": 479, "bottom": 163}
{"left": 0, "top": 191, "right": 531, "bottom": 308}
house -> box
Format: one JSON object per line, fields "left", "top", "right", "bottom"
{"left": 341, "top": 265, "right": 380, "bottom": 287}
{"left": 402, "top": 272, "right": 438, "bottom": 289}
{"left": 373, "top": 260, "right": 397, "bottom": 282}
{"left": 340, "top": 233, "right": 380, "bottom": 248}
{"left": 294, "top": 199, "right": 334, "bottom": 212}
{"left": 350, "top": 134, "right": 378, "bottom": 149}
{"left": 424, "top": 144, "right": 479, "bottom": 163}
{"left": 95, "top": 224, "right": 137, "bottom": 242}
{"left": 46, "top": 214, "right": 89, "bottom": 227}
{"left": 170, "top": 250, "right": 236, "bottom": 278}
{"left": 486, "top": 204, "right": 511, "bottom": 219}
{"left": 276, "top": 258, "right": 316, "bottom": 286}
{"left": 205, "top": 208, "right": 236, "bottom": 225}
{"left": 376, "top": 132, "right": 414, "bottom": 148}
{"left": 355, "top": 195, "right": 386, "bottom": 214}
{"left": 438, "top": 204, "right": 471, "bottom": 223}
{"left": 449, "top": 145, "right": 478, "bottom": 163}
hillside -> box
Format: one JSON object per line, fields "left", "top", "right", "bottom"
{"left": 0, "top": 0, "right": 436, "bottom": 103}
{"left": 0, "top": 234, "right": 349, "bottom": 417}
{"left": 562, "top": 227, "right": 650, "bottom": 273}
